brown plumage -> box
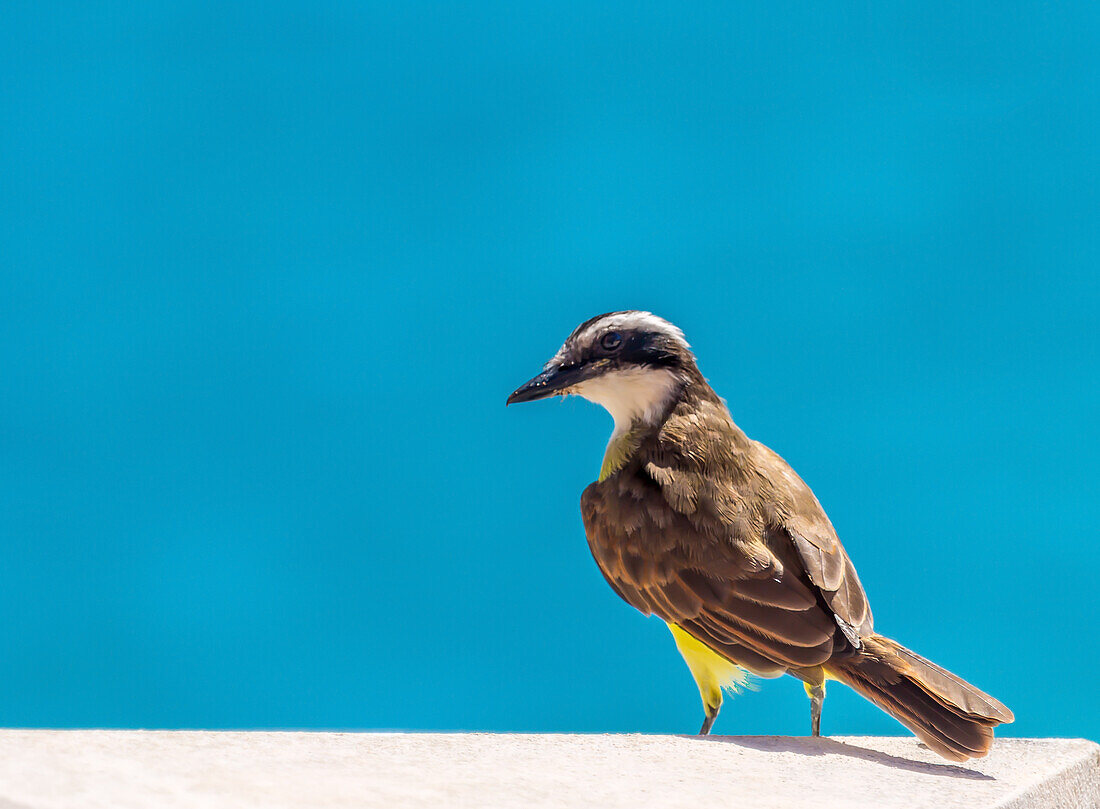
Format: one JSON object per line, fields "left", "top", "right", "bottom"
{"left": 509, "top": 311, "right": 1013, "bottom": 760}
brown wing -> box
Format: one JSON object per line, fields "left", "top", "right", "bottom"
{"left": 583, "top": 473, "right": 843, "bottom": 676}
{"left": 753, "top": 443, "right": 874, "bottom": 641}
{"left": 580, "top": 403, "right": 873, "bottom": 676}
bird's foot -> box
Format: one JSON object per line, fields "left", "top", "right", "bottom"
{"left": 807, "top": 683, "right": 825, "bottom": 737}
{"left": 698, "top": 714, "right": 716, "bottom": 736}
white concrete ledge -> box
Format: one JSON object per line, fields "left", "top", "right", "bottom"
{"left": 0, "top": 731, "right": 1096, "bottom": 808}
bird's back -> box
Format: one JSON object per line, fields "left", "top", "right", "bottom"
{"left": 581, "top": 384, "right": 873, "bottom": 677}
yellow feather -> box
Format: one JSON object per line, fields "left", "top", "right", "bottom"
{"left": 667, "top": 623, "right": 751, "bottom": 713}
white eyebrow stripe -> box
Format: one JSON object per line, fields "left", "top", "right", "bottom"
{"left": 571, "top": 311, "right": 689, "bottom": 349}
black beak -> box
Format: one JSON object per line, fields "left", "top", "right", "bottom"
{"left": 506, "top": 361, "right": 589, "bottom": 405}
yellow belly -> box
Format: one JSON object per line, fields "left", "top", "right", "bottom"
{"left": 667, "top": 623, "right": 751, "bottom": 712}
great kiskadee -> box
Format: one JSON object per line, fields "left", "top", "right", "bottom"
{"left": 507, "top": 311, "right": 1013, "bottom": 761}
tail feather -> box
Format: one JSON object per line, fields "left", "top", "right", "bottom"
{"left": 829, "top": 635, "right": 1012, "bottom": 762}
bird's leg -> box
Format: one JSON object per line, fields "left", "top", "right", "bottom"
{"left": 805, "top": 681, "right": 826, "bottom": 737}
{"left": 698, "top": 690, "right": 722, "bottom": 736}
{"left": 698, "top": 700, "right": 720, "bottom": 736}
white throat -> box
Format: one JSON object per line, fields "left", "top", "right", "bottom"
{"left": 573, "top": 367, "right": 682, "bottom": 437}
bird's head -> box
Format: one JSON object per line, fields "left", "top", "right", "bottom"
{"left": 507, "top": 311, "right": 697, "bottom": 431}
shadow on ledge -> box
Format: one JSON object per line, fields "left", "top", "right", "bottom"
{"left": 687, "top": 735, "right": 994, "bottom": 781}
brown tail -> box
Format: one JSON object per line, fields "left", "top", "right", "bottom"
{"left": 829, "top": 634, "right": 1014, "bottom": 761}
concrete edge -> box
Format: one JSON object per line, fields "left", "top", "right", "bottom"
{"left": 996, "top": 739, "right": 1100, "bottom": 809}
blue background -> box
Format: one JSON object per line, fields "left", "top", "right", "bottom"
{"left": 1, "top": 2, "right": 1096, "bottom": 741}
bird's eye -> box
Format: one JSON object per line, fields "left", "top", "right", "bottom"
{"left": 600, "top": 332, "right": 623, "bottom": 352}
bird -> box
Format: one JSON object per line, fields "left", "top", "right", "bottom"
{"left": 506, "top": 310, "right": 1013, "bottom": 761}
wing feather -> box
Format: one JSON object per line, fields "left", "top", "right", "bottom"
{"left": 580, "top": 403, "right": 876, "bottom": 677}
{"left": 582, "top": 480, "right": 839, "bottom": 674}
